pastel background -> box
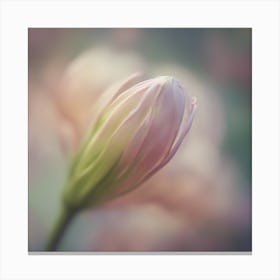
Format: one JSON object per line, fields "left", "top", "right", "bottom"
{"left": 28, "top": 28, "right": 251, "bottom": 252}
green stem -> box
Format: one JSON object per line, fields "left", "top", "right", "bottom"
{"left": 45, "top": 207, "right": 76, "bottom": 251}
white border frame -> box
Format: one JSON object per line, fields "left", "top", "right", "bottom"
{"left": 1, "top": 0, "right": 279, "bottom": 279}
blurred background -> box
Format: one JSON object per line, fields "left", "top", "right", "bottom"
{"left": 28, "top": 28, "right": 251, "bottom": 252}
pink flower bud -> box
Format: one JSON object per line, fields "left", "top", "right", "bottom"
{"left": 63, "top": 75, "right": 197, "bottom": 210}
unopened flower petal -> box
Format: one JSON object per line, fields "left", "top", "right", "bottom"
{"left": 63, "top": 75, "right": 197, "bottom": 210}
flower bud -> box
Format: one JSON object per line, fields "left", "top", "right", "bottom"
{"left": 63, "top": 75, "right": 197, "bottom": 210}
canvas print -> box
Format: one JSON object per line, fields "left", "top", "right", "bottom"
{"left": 28, "top": 28, "right": 252, "bottom": 252}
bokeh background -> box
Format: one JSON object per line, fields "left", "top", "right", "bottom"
{"left": 28, "top": 28, "right": 251, "bottom": 252}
